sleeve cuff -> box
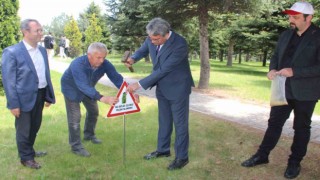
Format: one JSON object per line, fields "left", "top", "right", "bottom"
{"left": 138, "top": 81, "right": 145, "bottom": 90}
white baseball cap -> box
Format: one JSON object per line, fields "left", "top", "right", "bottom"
{"left": 283, "top": 1, "right": 314, "bottom": 15}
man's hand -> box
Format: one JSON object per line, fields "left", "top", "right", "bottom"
{"left": 10, "top": 108, "right": 20, "bottom": 118}
{"left": 124, "top": 57, "right": 134, "bottom": 67}
{"left": 45, "top": 102, "right": 51, "bottom": 107}
{"left": 133, "top": 94, "right": 140, "bottom": 103}
{"left": 100, "top": 96, "right": 119, "bottom": 105}
{"left": 267, "top": 69, "right": 277, "bottom": 80}
{"left": 127, "top": 82, "right": 141, "bottom": 93}
{"left": 276, "top": 68, "right": 293, "bottom": 77}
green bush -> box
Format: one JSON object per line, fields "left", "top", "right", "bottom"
{"left": 0, "top": 63, "right": 3, "bottom": 96}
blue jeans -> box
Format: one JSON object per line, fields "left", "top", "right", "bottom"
{"left": 64, "top": 96, "right": 99, "bottom": 150}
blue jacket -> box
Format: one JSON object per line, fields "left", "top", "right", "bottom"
{"left": 131, "top": 31, "right": 194, "bottom": 100}
{"left": 61, "top": 55, "right": 123, "bottom": 102}
{"left": 2, "top": 42, "right": 56, "bottom": 112}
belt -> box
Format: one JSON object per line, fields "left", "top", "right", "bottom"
{"left": 38, "top": 88, "right": 46, "bottom": 92}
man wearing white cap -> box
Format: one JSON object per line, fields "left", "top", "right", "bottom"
{"left": 241, "top": 1, "right": 320, "bottom": 179}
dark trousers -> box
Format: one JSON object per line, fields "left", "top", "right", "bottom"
{"left": 64, "top": 96, "right": 99, "bottom": 151}
{"left": 15, "top": 89, "right": 46, "bottom": 161}
{"left": 257, "top": 99, "right": 317, "bottom": 164}
{"left": 156, "top": 89, "right": 190, "bottom": 160}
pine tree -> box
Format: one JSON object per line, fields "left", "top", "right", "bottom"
{"left": 0, "top": 0, "right": 20, "bottom": 94}
{"left": 64, "top": 18, "right": 83, "bottom": 57}
{"left": 84, "top": 14, "right": 103, "bottom": 51}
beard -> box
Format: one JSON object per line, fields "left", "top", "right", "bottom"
{"left": 290, "top": 23, "right": 299, "bottom": 31}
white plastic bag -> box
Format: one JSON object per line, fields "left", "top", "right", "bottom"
{"left": 270, "top": 75, "right": 288, "bottom": 107}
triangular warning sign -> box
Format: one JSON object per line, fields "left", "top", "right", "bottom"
{"left": 107, "top": 81, "right": 140, "bottom": 117}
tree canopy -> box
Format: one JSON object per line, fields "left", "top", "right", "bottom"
{"left": 2, "top": 0, "right": 320, "bottom": 93}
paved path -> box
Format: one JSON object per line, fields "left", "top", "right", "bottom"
{"left": 50, "top": 59, "right": 320, "bottom": 143}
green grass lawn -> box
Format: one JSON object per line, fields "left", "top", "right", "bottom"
{"left": 1, "top": 69, "right": 320, "bottom": 179}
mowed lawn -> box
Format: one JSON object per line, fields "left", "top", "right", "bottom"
{"left": 1, "top": 66, "right": 320, "bottom": 179}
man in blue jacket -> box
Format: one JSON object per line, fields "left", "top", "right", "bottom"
{"left": 125, "top": 18, "right": 194, "bottom": 170}
{"left": 61, "top": 42, "right": 123, "bottom": 157}
{"left": 2, "top": 19, "right": 56, "bottom": 169}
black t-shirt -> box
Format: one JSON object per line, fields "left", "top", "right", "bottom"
{"left": 44, "top": 35, "right": 54, "bottom": 49}
{"left": 281, "top": 26, "right": 312, "bottom": 99}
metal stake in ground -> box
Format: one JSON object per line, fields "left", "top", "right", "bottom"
{"left": 123, "top": 114, "right": 126, "bottom": 165}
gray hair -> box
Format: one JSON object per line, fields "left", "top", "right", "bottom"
{"left": 146, "top": 18, "right": 170, "bottom": 36}
{"left": 87, "top": 42, "right": 108, "bottom": 54}
{"left": 20, "top": 19, "right": 40, "bottom": 31}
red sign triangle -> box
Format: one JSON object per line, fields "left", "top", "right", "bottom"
{"left": 107, "top": 81, "right": 141, "bottom": 117}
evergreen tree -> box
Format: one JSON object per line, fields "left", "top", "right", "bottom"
{"left": 79, "top": 2, "right": 111, "bottom": 49}
{"left": 64, "top": 18, "right": 83, "bottom": 57}
{"left": 106, "top": 0, "right": 258, "bottom": 89}
{"left": 0, "top": 0, "right": 20, "bottom": 95}
{"left": 106, "top": 0, "right": 148, "bottom": 52}
{"left": 84, "top": 14, "right": 103, "bottom": 51}
{"left": 0, "top": 0, "right": 20, "bottom": 55}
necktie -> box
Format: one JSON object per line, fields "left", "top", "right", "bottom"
{"left": 156, "top": 45, "right": 160, "bottom": 55}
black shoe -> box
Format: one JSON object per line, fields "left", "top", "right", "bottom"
{"left": 72, "top": 148, "right": 91, "bottom": 157}
{"left": 35, "top": 151, "right": 47, "bottom": 157}
{"left": 84, "top": 137, "right": 102, "bottom": 144}
{"left": 21, "top": 160, "right": 41, "bottom": 169}
{"left": 241, "top": 154, "right": 269, "bottom": 167}
{"left": 167, "top": 158, "right": 189, "bottom": 170}
{"left": 284, "top": 163, "right": 301, "bottom": 179}
{"left": 143, "top": 151, "right": 171, "bottom": 160}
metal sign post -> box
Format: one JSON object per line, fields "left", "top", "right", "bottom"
{"left": 123, "top": 114, "right": 126, "bottom": 165}
{"left": 105, "top": 82, "right": 141, "bottom": 166}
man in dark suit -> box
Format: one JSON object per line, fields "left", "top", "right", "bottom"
{"left": 2, "top": 19, "right": 56, "bottom": 169}
{"left": 126, "top": 18, "right": 194, "bottom": 170}
{"left": 241, "top": 2, "right": 320, "bottom": 179}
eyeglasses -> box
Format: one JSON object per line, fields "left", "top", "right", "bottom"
{"left": 27, "top": 29, "right": 43, "bottom": 33}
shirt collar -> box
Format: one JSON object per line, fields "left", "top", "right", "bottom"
{"left": 22, "top": 40, "right": 39, "bottom": 51}
{"left": 296, "top": 24, "right": 314, "bottom": 37}
{"left": 168, "top": 31, "right": 172, "bottom": 39}
{"left": 159, "top": 31, "right": 172, "bottom": 48}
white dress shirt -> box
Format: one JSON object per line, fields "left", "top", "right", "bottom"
{"left": 23, "top": 40, "right": 48, "bottom": 88}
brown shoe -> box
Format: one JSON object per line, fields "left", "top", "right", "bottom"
{"left": 21, "top": 160, "right": 41, "bottom": 169}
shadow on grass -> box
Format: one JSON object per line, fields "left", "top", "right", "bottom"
{"left": 250, "top": 80, "right": 271, "bottom": 89}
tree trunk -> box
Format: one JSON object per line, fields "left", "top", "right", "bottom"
{"left": 262, "top": 49, "right": 267, "bottom": 67}
{"left": 227, "top": 39, "right": 234, "bottom": 66}
{"left": 238, "top": 49, "right": 242, "bottom": 64}
{"left": 219, "top": 49, "right": 224, "bottom": 62}
{"left": 197, "top": 3, "right": 210, "bottom": 89}
{"left": 259, "top": 54, "right": 262, "bottom": 62}
{"left": 245, "top": 52, "right": 250, "bottom": 62}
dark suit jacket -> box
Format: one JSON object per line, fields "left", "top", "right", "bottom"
{"left": 2, "top": 41, "right": 55, "bottom": 112}
{"left": 269, "top": 24, "right": 320, "bottom": 101}
{"left": 131, "top": 31, "right": 194, "bottom": 100}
